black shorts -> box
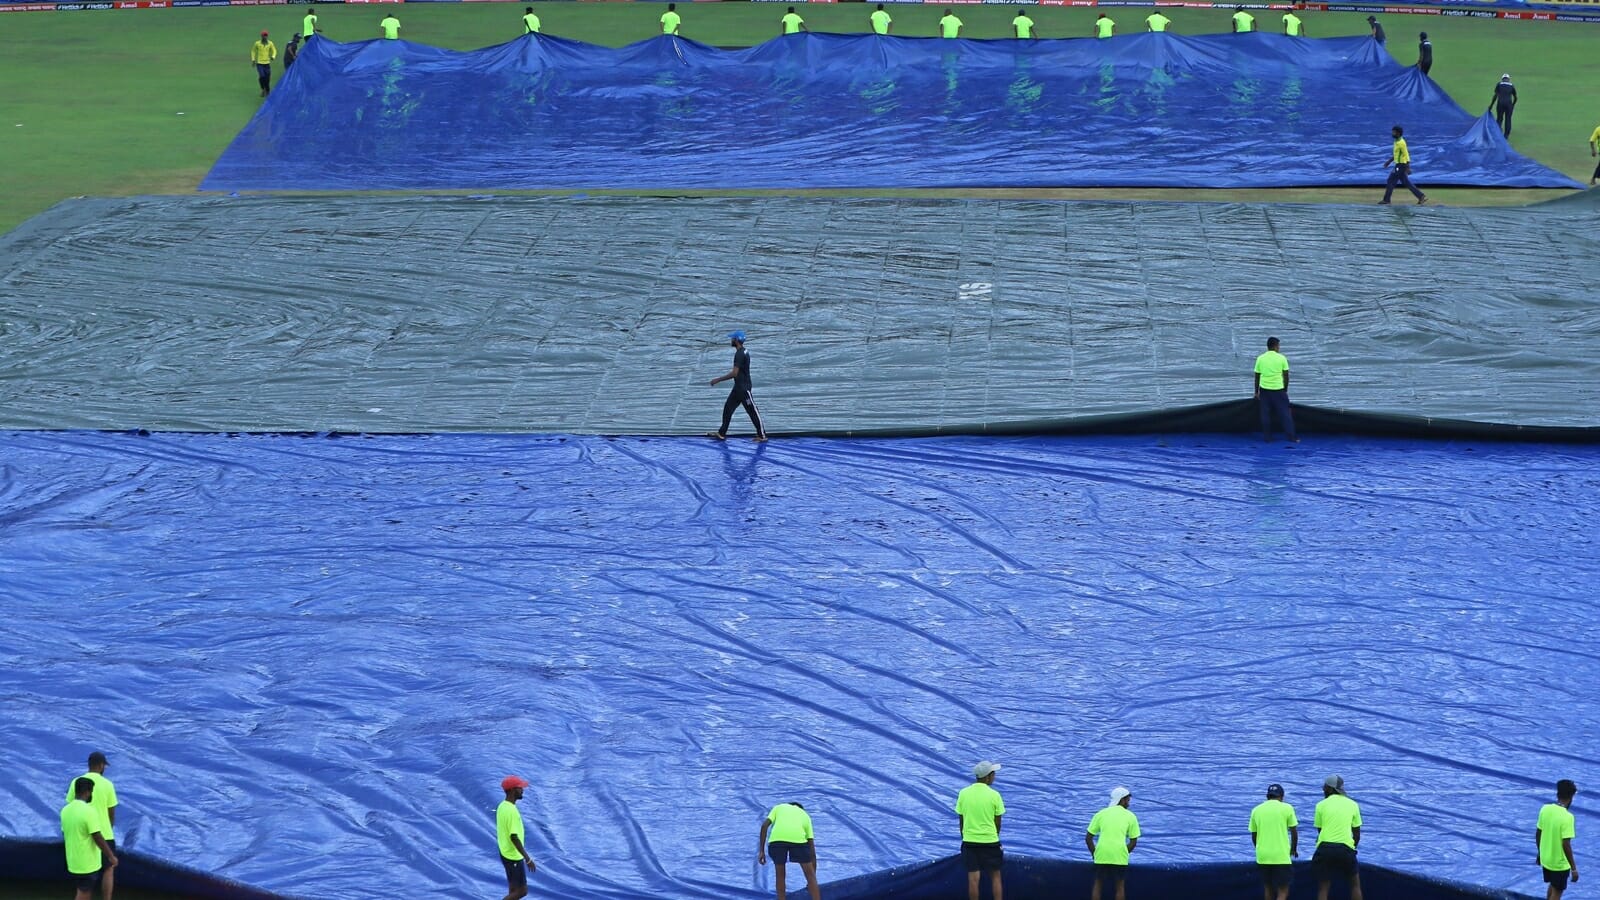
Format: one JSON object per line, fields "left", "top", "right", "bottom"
{"left": 1312, "top": 843, "right": 1358, "bottom": 880}
{"left": 72, "top": 870, "right": 102, "bottom": 892}
{"left": 501, "top": 856, "right": 527, "bottom": 889}
{"left": 1545, "top": 867, "right": 1572, "bottom": 890}
{"left": 768, "top": 841, "right": 814, "bottom": 865}
{"left": 960, "top": 841, "right": 1003, "bottom": 873}
{"left": 1094, "top": 863, "right": 1127, "bottom": 883}
{"left": 1258, "top": 864, "right": 1292, "bottom": 890}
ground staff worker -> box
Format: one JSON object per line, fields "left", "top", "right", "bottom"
{"left": 380, "top": 13, "right": 400, "bottom": 40}
{"left": 780, "top": 6, "right": 807, "bottom": 35}
{"left": 1013, "top": 11, "right": 1035, "bottom": 39}
{"left": 1490, "top": 74, "right": 1518, "bottom": 138}
{"left": 1536, "top": 780, "right": 1579, "bottom": 900}
{"left": 1312, "top": 776, "right": 1362, "bottom": 900}
{"left": 1250, "top": 784, "right": 1299, "bottom": 900}
{"left": 65, "top": 752, "right": 119, "bottom": 900}
{"left": 870, "top": 3, "right": 891, "bottom": 34}
{"left": 1379, "top": 125, "right": 1427, "bottom": 206}
{"left": 1590, "top": 124, "right": 1600, "bottom": 186}
{"left": 523, "top": 7, "right": 541, "bottom": 34}
{"left": 62, "top": 778, "right": 117, "bottom": 900}
{"left": 497, "top": 776, "right": 537, "bottom": 900}
{"left": 1253, "top": 337, "right": 1297, "bottom": 443}
{"left": 661, "top": 3, "right": 682, "bottom": 35}
{"left": 1087, "top": 787, "right": 1141, "bottom": 900}
{"left": 708, "top": 331, "right": 767, "bottom": 442}
{"left": 1146, "top": 11, "right": 1171, "bottom": 32}
{"left": 1094, "top": 13, "right": 1114, "bottom": 38}
{"left": 1417, "top": 32, "right": 1432, "bottom": 75}
{"left": 302, "top": 9, "right": 318, "bottom": 40}
{"left": 758, "top": 802, "right": 821, "bottom": 900}
{"left": 1282, "top": 11, "right": 1304, "bottom": 36}
{"left": 251, "top": 31, "right": 276, "bottom": 98}
{"left": 955, "top": 762, "right": 1005, "bottom": 900}
{"left": 940, "top": 9, "right": 963, "bottom": 38}
{"left": 1232, "top": 7, "right": 1255, "bottom": 33}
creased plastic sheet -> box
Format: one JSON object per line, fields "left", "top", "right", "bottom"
{"left": 198, "top": 34, "right": 1580, "bottom": 191}
{"left": 3, "top": 194, "right": 1600, "bottom": 436}
{"left": 1, "top": 431, "right": 1594, "bottom": 899}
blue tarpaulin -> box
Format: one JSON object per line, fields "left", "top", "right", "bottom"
{"left": 200, "top": 33, "right": 1581, "bottom": 192}
{"left": 2, "top": 430, "right": 1593, "bottom": 898}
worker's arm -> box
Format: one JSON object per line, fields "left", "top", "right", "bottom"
{"left": 1254, "top": 372, "right": 1261, "bottom": 398}
{"left": 92, "top": 832, "right": 117, "bottom": 867}
{"left": 1565, "top": 837, "right": 1579, "bottom": 881}
{"left": 1289, "top": 825, "right": 1299, "bottom": 858}
{"left": 1538, "top": 827, "right": 1545, "bottom": 865}
{"left": 709, "top": 362, "right": 741, "bottom": 387}
{"left": 510, "top": 834, "right": 536, "bottom": 871}
{"left": 1085, "top": 832, "right": 1097, "bottom": 855}
{"left": 808, "top": 837, "right": 818, "bottom": 863}
{"left": 957, "top": 814, "right": 964, "bottom": 841}
{"left": 758, "top": 819, "right": 771, "bottom": 863}
{"left": 994, "top": 814, "right": 1002, "bottom": 836}
{"left": 1351, "top": 826, "right": 1361, "bottom": 849}
{"left": 108, "top": 806, "right": 116, "bottom": 828}
{"left": 1282, "top": 371, "right": 1289, "bottom": 392}
{"left": 1128, "top": 837, "right": 1138, "bottom": 853}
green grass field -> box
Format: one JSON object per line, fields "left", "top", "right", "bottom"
{"left": 0, "top": 4, "right": 1596, "bottom": 233}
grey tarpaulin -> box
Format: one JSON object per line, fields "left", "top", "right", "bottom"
{"left": 1, "top": 194, "right": 1597, "bottom": 436}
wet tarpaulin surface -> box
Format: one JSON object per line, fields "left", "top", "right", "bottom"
{"left": 3, "top": 194, "right": 1600, "bottom": 436}
{"left": 1, "top": 431, "right": 1595, "bottom": 899}
{"left": 199, "top": 34, "right": 1581, "bottom": 192}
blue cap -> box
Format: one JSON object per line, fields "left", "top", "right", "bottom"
{"left": 728, "top": 331, "right": 746, "bottom": 342}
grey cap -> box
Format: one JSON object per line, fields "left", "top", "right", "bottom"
{"left": 973, "top": 761, "right": 1001, "bottom": 780}
{"left": 1110, "top": 786, "right": 1131, "bottom": 804}
{"left": 1324, "top": 775, "right": 1346, "bottom": 795}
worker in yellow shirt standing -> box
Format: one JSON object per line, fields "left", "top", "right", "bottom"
{"left": 1013, "top": 11, "right": 1035, "bottom": 39}
{"left": 251, "top": 30, "right": 277, "bottom": 98}
{"left": 780, "top": 6, "right": 807, "bottom": 35}
{"left": 1094, "top": 13, "right": 1115, "bottom": 38}
{"left": 870, "top": 3, "right": 892, "bottom": 34}
{"left": 1282, "top": 11, "right": 1304, "bottom": 36}
{"left": 1253, "top": 336, "right": 1296, "bottom": 443}
{"left": 1587, "top": 124, "right": 1600, "bottom": 187}
{"left": 661, "top": 3, "right": 682, "bottom": 35}
{"left": 955, "top": 762, "right": 1005, "bottom": 900}
{"left": 380, "top": 13, "right": 400, "bottom": 40}
{"left": 1232, "top": 6, "right": 1255, "bottom": 32}
{"left": 1146, "top": 11, "right": 1172, "bottom": 32}
{"left": 1087, "top": 787, "right": 1141, "bottom": 900}
{"left": 62, "top": 778, "right": 117, "bottom": 900}
{"left": 302, "top": 10, "right": 318, "bottom": 41}
{"left": 522, "top": 7, "right": 541, "bottom": 34}
{"left": 1312, "top": 776, "right": 1363, "bottom": 900}
{"left": 1535, "top": 780, "right": 1579, "bottom": 900}
{"left": 64, "top": 752, "right": 119, "bottom": 900}
{"left": 939, "top": 9, "right": 963, "bottom": 38}
{"left": 1380, "top": 124, "right": 1427, "bottom": 205}
{"left": 497, "top": 776, "right": 537, "bottom": 900}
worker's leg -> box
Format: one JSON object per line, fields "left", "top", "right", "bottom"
{"left": 741, "top": 392, "right": 766, "bottom": 439}
{"left": 719, "top": 389, "right": 744, "bottom": 437}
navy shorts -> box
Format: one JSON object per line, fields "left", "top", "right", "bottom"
{"left": 501, "top": 855, "right": 527, "bottom": 889}
{"left": 1545, "top": 867, "right": 1572, "bottom": 890}
{"left": 73, "top": 869, "right": 102, "bottom": 892}
{"left": 1312, "top": 843, "right": 1358, "bottom": 880}
{"left": 1258, "top": 863, "right": 1293, "bottom": 890}
{"left": 1094, "top": 863, "right": 1127, "bottom": 883}
{"left": 960, "top": 841, "right": 1003, "bottom": 873}
{"left": 768, "top": 841, "right": 814, "bottom": 865}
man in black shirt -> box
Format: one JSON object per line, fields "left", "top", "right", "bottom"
{"left": 1366, "top": 15, "right": 1385, "bottom": 44}
{"left": 709, "top": 331, "right": 767, "bottom": 442}
{"left": 1416, "top": 32, "right": 1432, "bottom": 75}
{"left": 1490, "top": 74, "right": 1518, "bottom": 138}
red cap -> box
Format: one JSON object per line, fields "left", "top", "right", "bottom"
{"left": 261, "top": 30, "right": 269, "bottom": 36}
{"left": 501, "top": 775, "right": 529, "bottom": 791}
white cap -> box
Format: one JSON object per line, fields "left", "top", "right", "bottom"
{"left": 1110, "top": 786, "right": 1131, "bottom": 803}
{"left": 973, "top": 761, "right": 1001, "bottom": 780}
{"left": 1501, "top": 73, "right": 1511, "bottom": 81}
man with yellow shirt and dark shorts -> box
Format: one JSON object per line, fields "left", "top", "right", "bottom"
{"left": 1380, "top": 125, "right": 1427, "bottom": 205}
{"left": 1588, "top": 124, "right": 1600, "bottom": 186}
{"left": 1312, "top": 775, "right": 1362, "bottom": 900}
{"left": 955, "top": 761, "right": 1005, "bottom": 900}
{"left": 496, "top": 776, "right": 537, "bottom": 900}
{"left": 758, "top": 802, "right": 822, "bottom": 900}
{"left": 62, "top": 777, "right": 117, "bottom": 900}
{"left": 1536, "top": 780, "right": 1579, "bottom": 900}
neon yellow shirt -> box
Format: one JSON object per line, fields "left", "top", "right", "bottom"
{"left": 1095, "top": 17, "right": 1115, "bottom": 38}
{"left": 497, "top": 800, "right": 526, "bottom": 860}
{"left": 63, "top": 772, "right": 117, "bottom": 840}
{"left": 766, "top": 804, "right": 814, "bottom": 843}
{"left": 61, "top": 800, "right": 101, "bottom": 875}
{"left": 1254, "top": 350, "right": 1288, "bottom": 390}
{"left": 954, "top": 783, "right": 1005, "bottom": 843}
{"left": 1282, "top": 13, "right": 1303, "bottom": 35}
{"left": 1393, "top": 137, "right": 1411, "bottom": 165}
{"left": 302, "top": 13, "right": 317, "bottom": 37}
{"left": 250, "top": 40, "right": 276, "bottom": 64}
{"left": 523, "top": 13, "right": 541, "bottom": 33}
{"left": 381, "top": 16, "right": 400, "bottom": 39}
{"left": 1087, "top": 805, "right": 1141, "bottom": 865}
{"left": 661, "top": 10, "right": 681, "bottom": 34}
{"left": 1589, "top": 125, "right": 1600, "bottom": 146}
{"left": 1146, "top": 13, "right": 1171, "bottom": 32}
{"left": 1538, "top": 803, "right": 1576, "bottom": 871}
{"left": 1249, "top": 800, "right": 1298, "bottom": 865}
{"left": 870, "top": 9, "right": 891, "bottom": 33}
{"left": 940, "top": 14, "right": 962, "bottom": 38}
{"left": 782, "top": 12, "right": 804, "bottom": 34}
{"left": 1314, "top": 795, "right": 1362, "bottom": 849}
{"left": 1013, "top": 14, "right": 1034, "bottom": 37}
{"left": 1233, "top": 11, "right": 1254, "bottom": 32}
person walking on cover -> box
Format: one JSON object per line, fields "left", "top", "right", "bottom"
{"left": 1490, "top": 74, "right": 1518, "bottom": 138}
{"left": 1250, "top": 783, "right": 1299, "bottom": 900}
{"left": 1254, "top": 337, "right": 1297, "bottom": 443}
{"left": 1087, "top": 787, "right": 1141, "bottom": 900}
{"left": 497, "top": 776, "right": 537, "bottom": 900}
{"left": 758, "top": 802, "right": 822, "bottom": 900}
{"left": 870, "top": 3, "right": 892, "bottom": 34}
{"left": 661, "top": 3, "right": 682, "bottom": 36}
{"left": 251, "top": 31, "right": 276, "bottom": 98}
{"left": 1380, "top": 125, "right": 1427, "bottom": 206}
{"left": 780, "top": 6, "right": 807, "bottom": 35}
{"left": 940, "top": 9, "right": 963, "bottom": 38}
{"left": 1232, "top": 7, "right": 1255, "bottom": 33}
{"left": 1312, "top": 775, "right": 1362, "bottom": 900}
{"left": 1537, "top": 780, "right": 1579, "bottom": 900}
{"left": 522, "top": 7, "right": 541, "bottom": 34}
{"left": 955, "top": 762, "right": 1005, "bottom": 900}
{"left": 1094, "top": 13, "right": 1115, "bottom": 38}
{"left": 1416, "top": 32, "right": 1432, "bottom": 75}
{"left": 62, "top": 778, "right": 117, "bottom": 900}
{"left": 65, "top": 752, "right": 119, "bottom": 900}
{"left": 709, "top": 331, "right": 767, "bottom": 442}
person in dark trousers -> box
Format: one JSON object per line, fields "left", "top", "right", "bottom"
{"left": 1490, "top": 74, "right": 1518, "bottom": 138}
{"left": 1380, "top": 125, "right": 1427, "bottom": 206}
{"left": 251, "top": 30, "right": 277, "bottom": 98}
{"left": 1416, "top": 32, "right": 1432, "bottom": 75}
{"left": 283, "top": 33, "right": 300, "bottom": 72}
{"left": 497, "top": 776, "right": 537, "bottom": 900}
{"left": 1366, "top": 15, "right": 1385, "bottom": 44}
{"left": 1536, "top": 780, "right": 1579, "bottom": 900}
{"left": 709, "top": 331, "right": 767, "bottom": 442}
{"left": 1254, "top": 337, "right": 1297, "bottom": 443}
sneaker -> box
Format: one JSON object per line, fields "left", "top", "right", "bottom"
{"left": 753, "top": 435, "right": 768, "bottom": 443}
{"left": 706, "top": 432, "right": 726, "bottom": 441}
{"left": 1376, "top": 200, "right": 1391, "bottom": 205}
{"left": 1416, "top": 197, "right": 1428, "bottom": 205}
